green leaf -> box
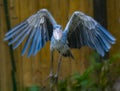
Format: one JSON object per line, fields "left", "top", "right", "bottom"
{"left": 25, "top": 85, "right": 41, "bottom": 91}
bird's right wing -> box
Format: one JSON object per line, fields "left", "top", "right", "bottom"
{"left": 4, "top": 9, "right": 57, "bottom": 57}
{"left": 64, "top": 11, "right": 116, "bottom": 56}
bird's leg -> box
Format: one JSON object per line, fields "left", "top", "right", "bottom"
{"left": 50, "top": 50, "right": 54, "bottom": 91}
{"left": 54, "top": 54, "right": 62, "bottom": 84}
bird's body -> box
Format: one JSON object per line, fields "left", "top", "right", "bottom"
{"left": 4, "top": 9, "right": 116, "bottom": 90}
{"left": 50, "top": 31, "right": 74, "bottom": 58}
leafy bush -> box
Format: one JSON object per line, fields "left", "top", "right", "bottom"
{"left": 25, "top": 85, "right": 41, "bottom": 91}
{"left": 25, "top": 53, "right": 120, "bottom": 91}
{"left": 57, "top": 52, "right": 120, "bottom": 91}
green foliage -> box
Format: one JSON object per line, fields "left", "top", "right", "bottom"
{"left": 26, "top": 53, "right": 120, "bottom": 91}
{"left": 57, "top": 52, "right": 120, "bottom": 91}
{"left": 25, "top": 85, "right": 41, "bottom": 91}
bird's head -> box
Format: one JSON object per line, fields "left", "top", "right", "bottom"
{"left": 53, "top": 25, "right": 63, "bottom": 41}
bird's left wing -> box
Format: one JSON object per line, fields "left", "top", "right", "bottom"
{"left": 64, "top": 11, "right": 116, "bottom": 56}
{"left": 4, "top": 9, "right": 57, "bottom": 57}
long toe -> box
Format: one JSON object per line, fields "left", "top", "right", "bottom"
{"left": 49, "top": 73, "right": 54, "bottom": 84}
{"left": 54, "top": 74, "right": 58, "bottom": 84}
{"left": 49, "top": 73, "right": 54, "bottom": 78}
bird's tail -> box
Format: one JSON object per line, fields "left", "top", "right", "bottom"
{"left": 62, "top": 50, "right": 74, "bottom": 59}
{"left": 69, "top": 51, "right": 74, "bottom": 59}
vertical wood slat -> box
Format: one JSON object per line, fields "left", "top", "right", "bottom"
{"left": 0, "top": 4, "right": 2, "bottom": 88}
{"left": 8, "top": 0, "right": 24, "bottom": 90}
{"left": 68, "top": 0, "right": 93, "bottom": 74}
{"left": 93, "top": 0, "right": 107, "bottom": 26}
{"left": 37, "top": 0, "right": 51, "bottom": 85}
{"left": 59, "top": 0, "right": 71, "bottom": 79}
{"left": 107, "top": 0, "right": 120, "bottom": 80}
{"left": 107, "top": 0, "right": 120, "bottom": 55}
{"left": 19, "top": 0, "right": 32, "bottom": 88}
{"left": 0, "top": 0, "right": 12, "bottom": 91}
{"left": 7, "top": 0, "right": 18, "bottom": 90}
{"left": 93, "top": 0, "right": 110, "bottom": 60}
{"left": 29, "top": 0, "right": 41, "bottom": 86}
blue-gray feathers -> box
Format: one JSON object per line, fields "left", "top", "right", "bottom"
{"left": 4, "top": 9, "right": 57, "bottom": 57}
{"left": 64, "top": 11, "right": 116, "bottom": 57}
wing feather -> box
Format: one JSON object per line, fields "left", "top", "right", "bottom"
{"left": 4, "top": 22, "right": 28, "bottom": 41}
{"left": 33, "top": 27, "right": 41, "bottom": 56}
{"left": 21, "top": 27, "right": 34, "bottom": 56}
{"left": 28, "top": 28, "right": 37, "bottom": 57}
{"left": 5, "top": 21, "right": 27, "bottom": 36}
{"left": 38, "top": 26, "right": 42, "bottom": 51}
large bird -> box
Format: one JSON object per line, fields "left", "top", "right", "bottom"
{"left": 4, "top": 9, "right": 116, "bottom": 88}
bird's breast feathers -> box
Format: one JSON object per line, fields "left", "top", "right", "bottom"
{"left": 50, "top": 36, "right": 68, "bottom": 52}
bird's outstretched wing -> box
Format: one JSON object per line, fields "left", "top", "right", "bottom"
{"left": 4, "top": 9, "right": 57, "bottom": 57}
{"left": 64, "top": 11, "right": 116, "bottom": 56}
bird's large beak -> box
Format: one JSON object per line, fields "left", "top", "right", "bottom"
{"left": 53, "top": 30, "right": 62, "bottom": 41}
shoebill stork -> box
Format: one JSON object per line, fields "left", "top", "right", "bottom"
{"left": 4, "top": 9, "right": 116, "bottom": 87}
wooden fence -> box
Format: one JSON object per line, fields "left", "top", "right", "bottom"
{"left": 0, "top": 0, "right": 120, "bottom": 91}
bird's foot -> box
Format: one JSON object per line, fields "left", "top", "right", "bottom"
{"left": 49, "top": 73, "right": 54, "bottom": 82}
{"left": 54, "top": 74, "right": 58, "bottom": 84}
{"left": 43, "top": 73, "right": 54, "bottom": 83}
{"left": 49, "top": 73, "right": 54, "bottom": 78}
{"left": 49, "top": 73, "right": 55, "bottom": 90}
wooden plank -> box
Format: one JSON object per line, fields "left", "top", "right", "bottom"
{"left": 7, "top": 0, "right": 18, "bottom": 91}
{"left": 0, "top": 2, "right": 3, "bottom": 77}
{"left": 19, "top": 0, "right": 33, "bottom": 88}
{"left": 28, "top": 0, "right": 40, "bottom": 87}
{"left": 68, "top": 0, "right": 83, "bottom": 75}
{"left": 35, "top": 0, "right": 51, "bottom": 86}
{"left": 68, "top": 0, "right": 93, "bottom": 74}
{"left": 58, "top": 0, "right": 71, "bottom": 79}
{"left": 107, "top": 0, "right": 120, "bottom": 55}
{"left": 0, "top": 0, "right": 13, "bottom": 91}
{"left": 8, "top": 0, "right": 24, "bottom": 90}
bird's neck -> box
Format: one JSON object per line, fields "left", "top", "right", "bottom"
{"left": 53, "top": 29, "right": 63, "bottom": 41}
